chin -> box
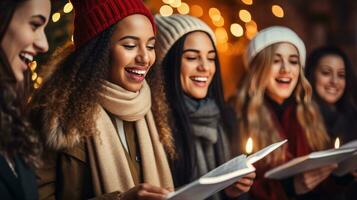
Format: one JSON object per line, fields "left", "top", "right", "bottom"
{"left": 127, "top": 84, "right": 143, "bottom": 93}
{"left": 191, "top": 93, "right": 208, "bottom": 99}
{"left": 14, "top": 72, "right": 24, "bottom": 82}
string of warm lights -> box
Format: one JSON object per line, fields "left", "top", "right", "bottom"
{"left": 158, "top": 0, "right": 285, "bottom": 53}
{"left": 31, "top": 0, "right": 286, "bottom": 89}
{"left": 31, "top": 1, "right": 74, "bottom": 89}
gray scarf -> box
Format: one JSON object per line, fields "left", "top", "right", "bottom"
{"left": 184, "top": 95, "right": 230, "bottom": 190}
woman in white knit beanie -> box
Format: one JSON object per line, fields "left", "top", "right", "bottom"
{"left": 148, "top": 14, "right": 255, "bottom": 200}
{"left": 234, "top": 26, "right": 335, "bottom": 200}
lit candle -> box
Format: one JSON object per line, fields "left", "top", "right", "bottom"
{"left": 334, "top": 137, "right": 340, "bottom": 149}
{"left": 246, "top": 137, "right": 253, "bottom": 154}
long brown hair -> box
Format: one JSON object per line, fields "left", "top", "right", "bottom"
{"left": 0, "top": 0, "right": 42, "bottom": 167}
{"left": 236, "top": 43, "right": 330, "bottom": 165}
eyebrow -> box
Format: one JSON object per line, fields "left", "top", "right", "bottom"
{"left": 118, "top": 36, "right": 155, "bottom": 42}
{"left": 275, "top": 53, "right": 299, "bottom": 58}
{"left": 183, "top": 49, "right": 215, "bottom": 54}
{"left": 32, "top": 15, "right": 46, "bottom": 23}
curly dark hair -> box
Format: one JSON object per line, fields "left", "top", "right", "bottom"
{"left": 0, "top": 0, "right": 42, "bottom": 167}
{"left": 29, "top": 26, "right": 114, "bottom": 144}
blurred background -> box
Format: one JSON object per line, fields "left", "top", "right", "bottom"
{"left": 33, "top": 0, "right": 357, "bottom": 99}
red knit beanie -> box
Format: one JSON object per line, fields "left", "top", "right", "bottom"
{"left": 72, "top": 0, "right": 156, "bottom": 48}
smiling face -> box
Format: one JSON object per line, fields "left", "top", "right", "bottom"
{"left": 1, "top": 0, "right": 51, "bottom": 82}
{"left": 314, "top": 54, "right": 346, "bottom": 106}
{"left": 109, "top": 14, "right": 155, "bottom": 92}
{"left": 180, "top": 31, "right": 216, "bottom": 99}
{"left": 266, "top": 42, "right": 300, "bottom": 104}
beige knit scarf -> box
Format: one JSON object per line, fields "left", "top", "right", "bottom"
{"left": 86, "top": 80, "right": 173, "bottom": 196}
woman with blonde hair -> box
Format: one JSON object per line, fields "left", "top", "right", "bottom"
{"left": 234, "top": 26, "right": 335, "bottom": 200}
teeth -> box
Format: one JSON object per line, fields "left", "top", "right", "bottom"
{"left": 326, "top": 87, "right": 338, "bottom": 94}
{"left": 19, "top": 52, "right": 33, "bottom": 64}
{"left": 127, "top": 69, "right": 146, "bottom": 75}
{"left": 192, "top": 77, "right": 208, "bottom": 82}
{"left": 276, "top": 77, "right": 291, "bottom": 83}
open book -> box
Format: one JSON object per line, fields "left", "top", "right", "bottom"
{"left": 265, "top": 147, "right": 356, "bottom": 180}
{"left": 165, "top": 140, "right": 287, "bottom": 200}
{"left": 333, "top": 139, "right": 357, "bottom": 176}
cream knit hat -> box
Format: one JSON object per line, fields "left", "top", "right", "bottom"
{"left": 154, "top": 14, "right": 216, "bottom": 65}
{"left": 244, "top": 26, "right": 306, "bottom": 68}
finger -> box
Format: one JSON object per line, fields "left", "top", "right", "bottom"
{"left": 139, "top": 184, "right": 170, "bottom": 195}
{"left": 243, "top": 172, "right": 256, "bottom": 179}
{"left": 305, "top": 171, "right": 330, "bottom": 189}
{"left": 234, "top": 184, "right": 250, "bottom": 192}
{"left": 165, "top": 187, "right": 174, "bottom": 192}
{"left": 137, "top": 191, "right": 167, "bottom": 200}
{"left": 235, "top": 178, "right": 253, "bottom": 187}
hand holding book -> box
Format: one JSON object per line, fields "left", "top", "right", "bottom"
{"left": 165, "top": 140, "right": 287, "bottom": 200}
{"left": 224, "top": 172, "right": 256, "bottom": 198}
{"left": 293, "top": 164, "right": 337, "bottom": 195}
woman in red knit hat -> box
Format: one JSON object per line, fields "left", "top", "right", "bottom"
{"left": 29, "top": 0, "right": 174, "bottom": 199}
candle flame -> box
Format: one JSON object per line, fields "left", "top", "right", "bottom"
{"left": 246, "top": 137, "right": 253, "bottom": 154}
{"left": 334, "top": 137, "right": 340, "bottom": 149}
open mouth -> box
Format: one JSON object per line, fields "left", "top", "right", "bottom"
{"left": 124, "top": 67, "right": 148, "bottom": 82}
{"left": 190, "top": 76, "right": 208, "bottom": 83}
{"left": 19, "top": 52, "right": 33, "bottom": 65}
{"left": 275, "top": 77, "right": 291, "bottom": 85}
{"left": 125, "top": 68, "right": 146, "bottom": 77}
{"left": 190, "top": 76, "right": 209, "bottom": 87}
{"left": 325, "top": 87, "right": 339, "bottom": 95}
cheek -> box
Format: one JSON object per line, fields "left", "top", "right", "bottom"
{"left": 315, "top": 73, "right": 329, "bottom": 88}
{"left": 149, "top": 51, "right": 156, "bottom": 66}
{"left": 180, "top": 65, "right": 189, "bottom": 91}
{"left": 110, "top": 49, "right": 127, "bottom": 80}
{"left": 12, "top": 25, "right": 34, "bottom": 50}
{"left": 111, "top": 48, "right": 127, "bottom": 68}
{"left": 210, "top": 64, "right": 216, "bottom": 76}
{"left": 340, "top": 79, "right": 346, "bottom": 91}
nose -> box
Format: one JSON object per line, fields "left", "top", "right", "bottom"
{"left": 135, "top": 47, "right": 150, "bottom": 66}
{"left": 280, "top": 60, "right": 291, "bottom": 73}
{"left": 34, "top": 31, "right": 49, "bottom": 53}
{"left": 330, "top": 74, "right": 338, "bottom": 84}
{"left": 197, "top": 58, "right": 210, "bottom": 71}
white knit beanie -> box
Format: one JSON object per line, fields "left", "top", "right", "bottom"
{"left": 154, "top": 14, "right": 216, "bottom": 65}
{"left": 244, "top": 26, "right": 306, "bottom": 68}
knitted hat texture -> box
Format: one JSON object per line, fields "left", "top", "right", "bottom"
{"left": 72, "top": 0, "right": 156, "bottom": 48}
{"left": 244, "top": 26, "right": 306, "bottom": 68}
{"left": 155, "top": 14, "right": 216, "bottom": 65}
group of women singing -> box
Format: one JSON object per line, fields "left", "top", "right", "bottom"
{"left": 1, "top": 0, "right": 356, "bottom": 200}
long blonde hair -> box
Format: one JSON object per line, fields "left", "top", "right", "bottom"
{"left": 236, "top": 43, "right": 330, "bottom": 165}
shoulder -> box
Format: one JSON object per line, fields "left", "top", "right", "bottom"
{"left": 42, "top": 104, "right": 105, "bottom": 151}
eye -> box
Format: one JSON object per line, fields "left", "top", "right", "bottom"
{"left": 320, "top": 70, "right": 330, "bottom": 76}
{"left": 289, "top": 60, "right": 299, "bottom": 65}
{"left": 123, "top": 44, "right": 136, "bottom": 50}
{"left": 273, "top": 59, "right": 281, "bottom": 64}
{"left": 146, "top": 44, "right": 155, "bottom": 51}
{"left": 185, "top": 56, "right": 197, "bottom": 61}
{"left": 208, "top": 57, "right": 216, "bottom": 62}
{"left": 30, "top": 22, "right": 42, "bottom": 31}
{"left": 338, "top": 72, "right": 345, "bottom": 79}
